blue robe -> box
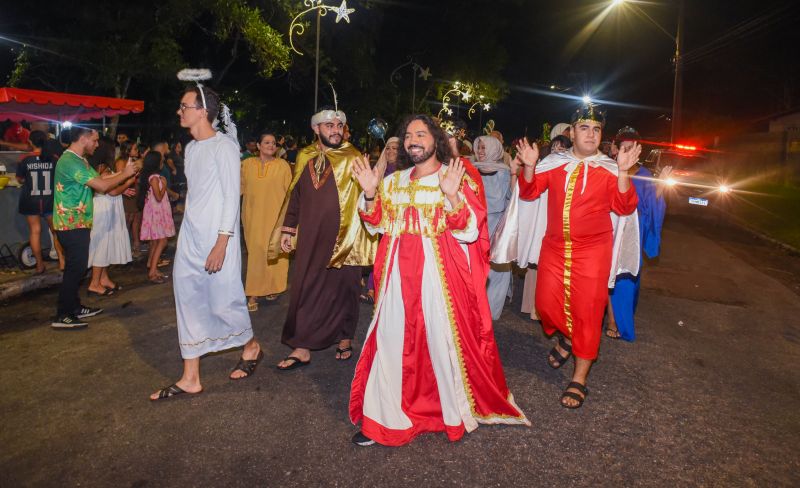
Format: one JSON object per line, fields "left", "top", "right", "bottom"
{"left": 609, "top": 166, "right": 665, "bottom": 341}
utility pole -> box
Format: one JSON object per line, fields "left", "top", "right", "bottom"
{"left": 671, "top": 0, "right": 684, "bottom": 143}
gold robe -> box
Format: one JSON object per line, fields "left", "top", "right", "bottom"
{"left": 268, "top": 142, "right": 377, "bottom": 267}
{"left": 241, "top": 157, "right": 292, "bottom": 296}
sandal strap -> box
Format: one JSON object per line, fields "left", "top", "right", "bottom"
{"left": 566, "top": 381, "right": 589, "bottom": 395}
{"left": 233, "top": 351, "right": 263, "bottom": 376}
{"left": 336, "top": 346, "right": 353, "bottom": 354}
{"left": 558, "top": 335, "right": 573, "bottom": 353}
{"left": 548, "top": 346, "right": 570, "bottom": 368}
{"left": 158, "top": 384, "right": 184, "bottom": 399}
{"left": 561, "top": 391, "right": 586, "bottom": 406}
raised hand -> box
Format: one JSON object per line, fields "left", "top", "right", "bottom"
{"left": 351, "top": 155, "right": 381, "bottom": 198}
{"left": 617, "top": 141, "right": 642, "bottom": 171}
{"left": 658, "top": 164, "right": 674, "bottom": 181}
{"left": 514, "top": 138, "right": 539, "bottom": 167}
{"left": 439, "top": 158, "right": 466, "bottom": 199}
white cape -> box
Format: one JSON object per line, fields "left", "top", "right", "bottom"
{"left": 490, "top": 150, "right": 640, "bottom": 288}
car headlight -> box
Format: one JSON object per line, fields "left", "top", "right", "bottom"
{"left": 718, "top": 185, "right": 731, "bottom": 193}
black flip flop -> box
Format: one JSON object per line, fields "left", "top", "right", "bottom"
{"left": 359, "top": 293, "right": 375, "bottom": 305}
{"left": 150, "top": 384, "right": 203, "bottom": 402}
{"left": 277, "top": 356, "right": 310, "bottom": 371}
{"left": 336, "top": 346, "right": 353, "bottom": 361}
{"left": 88, "top": 288, "right": 114, "bottom": 297}
{"left": 230, "top": 350, "right": 264, "bottom": 380}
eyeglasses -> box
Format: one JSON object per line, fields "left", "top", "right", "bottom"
{"left": 178, "top": 103, "right": 203, "bottom": 112}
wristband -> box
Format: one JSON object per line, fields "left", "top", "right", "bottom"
{"left": 364, "top": 194, "right": 376, "bottom": 202}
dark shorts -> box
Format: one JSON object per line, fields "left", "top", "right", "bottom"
{"left": 19, "top": 198, "right": 53, "bottom": 217}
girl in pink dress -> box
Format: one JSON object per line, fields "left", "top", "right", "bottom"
{"left": 138, "top": 152, "right": 175, "bottom": 283}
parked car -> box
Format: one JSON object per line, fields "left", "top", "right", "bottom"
{"left": 644, "top": 147, "right": 732, "bottom": 221}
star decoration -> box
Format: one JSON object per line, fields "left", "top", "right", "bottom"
{"left": 483, "top": 103, "right": 491, "bottom": 110}
{"left": 446, "top": 108, "right": 453, "bottom": 115}
{"left": 417, "top": 66, "right": 432, "bottom": 81}
{"left": 333, "top": 0, "right": 355, "bottom": 23}
{"left": 461, "top": 91, "right": 472, "bottom": 102}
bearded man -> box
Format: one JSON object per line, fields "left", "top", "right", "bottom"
{"left": 271, "top": 106, "right": 376, "bottom": 370}
{"left": 348, "top": 114, "right": 529, "bottom": 447}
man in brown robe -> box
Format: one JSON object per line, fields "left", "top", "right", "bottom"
{"left": 272, "top": 106, "right": 376, "bottom": 369}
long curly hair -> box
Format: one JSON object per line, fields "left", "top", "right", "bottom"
{"left": 396, "top": 114, "right": 452, "bottom": 168}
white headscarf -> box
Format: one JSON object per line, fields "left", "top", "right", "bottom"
{"left": 472, "top": 135, "right": 508, "bottom": 173}
{"left": 374, "top": 137, "right": 400, "bottom": 176}
{"left": 550, "top": 122, "right": 571, "bottom": 141}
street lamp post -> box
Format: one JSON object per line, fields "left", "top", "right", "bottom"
{"left": 289, "top": 1, "right": 356, "bottom": 112}
{"left": 390, "top": 59, "right": 432, "bottom": 111}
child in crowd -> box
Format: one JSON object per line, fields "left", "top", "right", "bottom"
{"left": 138, "top": 152, "right": 175, "bottom": 284}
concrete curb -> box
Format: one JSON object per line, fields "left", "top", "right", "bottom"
{"left": 0, "top": 271, "right": 62, "bottom": 302}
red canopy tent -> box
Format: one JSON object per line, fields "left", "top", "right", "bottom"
{"left": 0, "top": 87, "right": 144, "bottom": 123}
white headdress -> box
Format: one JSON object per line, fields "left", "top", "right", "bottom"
{"left": 177, "top": 68, "right": 239, "bottom": 149}
{"left": 550, "top": 122, "right": 571, "bottom": 141}
{"left": 310, "top": 83, "right": 347, "bottom": 127}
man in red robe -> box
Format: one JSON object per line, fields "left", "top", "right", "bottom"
{"left": 348, "top": 114, "right": 529, "bottom": 447}
{"left": 515, "top": 106, "right": 641, "bottom": 408}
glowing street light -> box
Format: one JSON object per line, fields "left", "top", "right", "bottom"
{"left": 582, "top": 95, "right": 592, "bottom": 105}
{"left": 612, "top": 0, "right": 626, "bottom": 6}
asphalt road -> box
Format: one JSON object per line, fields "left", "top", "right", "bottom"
{"left": 1, "top": 215, "right": 799, "bottom": 487}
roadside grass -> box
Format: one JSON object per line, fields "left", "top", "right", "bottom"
{"left": 729, "top": 183, "right": 800, "bottom": 250}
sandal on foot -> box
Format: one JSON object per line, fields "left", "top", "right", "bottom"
{"left": 277, "top": 356, "right": 310, "bottom": 371}
{"left": 157, "top": 258, "right": 171, "bottom": 267}
{"left": 359, "top": 293, "right": 374, "bottom": 305}
{"left": 230, "top": 350, "right": 264, "bottom": 380}
{"left": 605, "top": 328, "right": 621, "bottom": 339}
{"left": 88, "top": 288, "right": 115, "bottom": 297}
{"left": 148, "top": 276, "right": 167, "bottom": 285}
{"left": 560, "top": 381, "right": 589, "bottom": 409}
{"left": 336, "top": 346, "right": 353, "bottom": 361}
{"left": 265, "top": 294, "right": 281, "bottom": 301}
{"left": 247, "top": 302, "right": 258, "bottom": 312}
{"left": 151, "top": 384, "right": 202, "bottom": 401}
{"left": 548, "top": 336, "right": 572, "bottom": 369}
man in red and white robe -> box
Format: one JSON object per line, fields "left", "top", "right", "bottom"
{"left": 348, "top": 114, "right": 529, "bottom": 447}
{"left": 507, "top": 106, "right": 641, "bottom": 409}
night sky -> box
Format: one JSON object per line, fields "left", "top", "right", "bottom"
{"left": 1, "top": 0, "right": 798, "bottom": 145}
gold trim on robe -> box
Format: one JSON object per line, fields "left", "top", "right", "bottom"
{"left": 562, "top": 162, "right": 582, "bottom": 336}
{"left": 267, "top": 142, "right": 377, "bottom": 267}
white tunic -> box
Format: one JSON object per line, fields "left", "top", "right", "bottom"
{"left": 173, "top": 132, "right": 252, "bottom": 359}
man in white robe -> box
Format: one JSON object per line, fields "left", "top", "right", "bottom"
{"left": 150, "top": 86, "right": 263, "bottom": 401}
